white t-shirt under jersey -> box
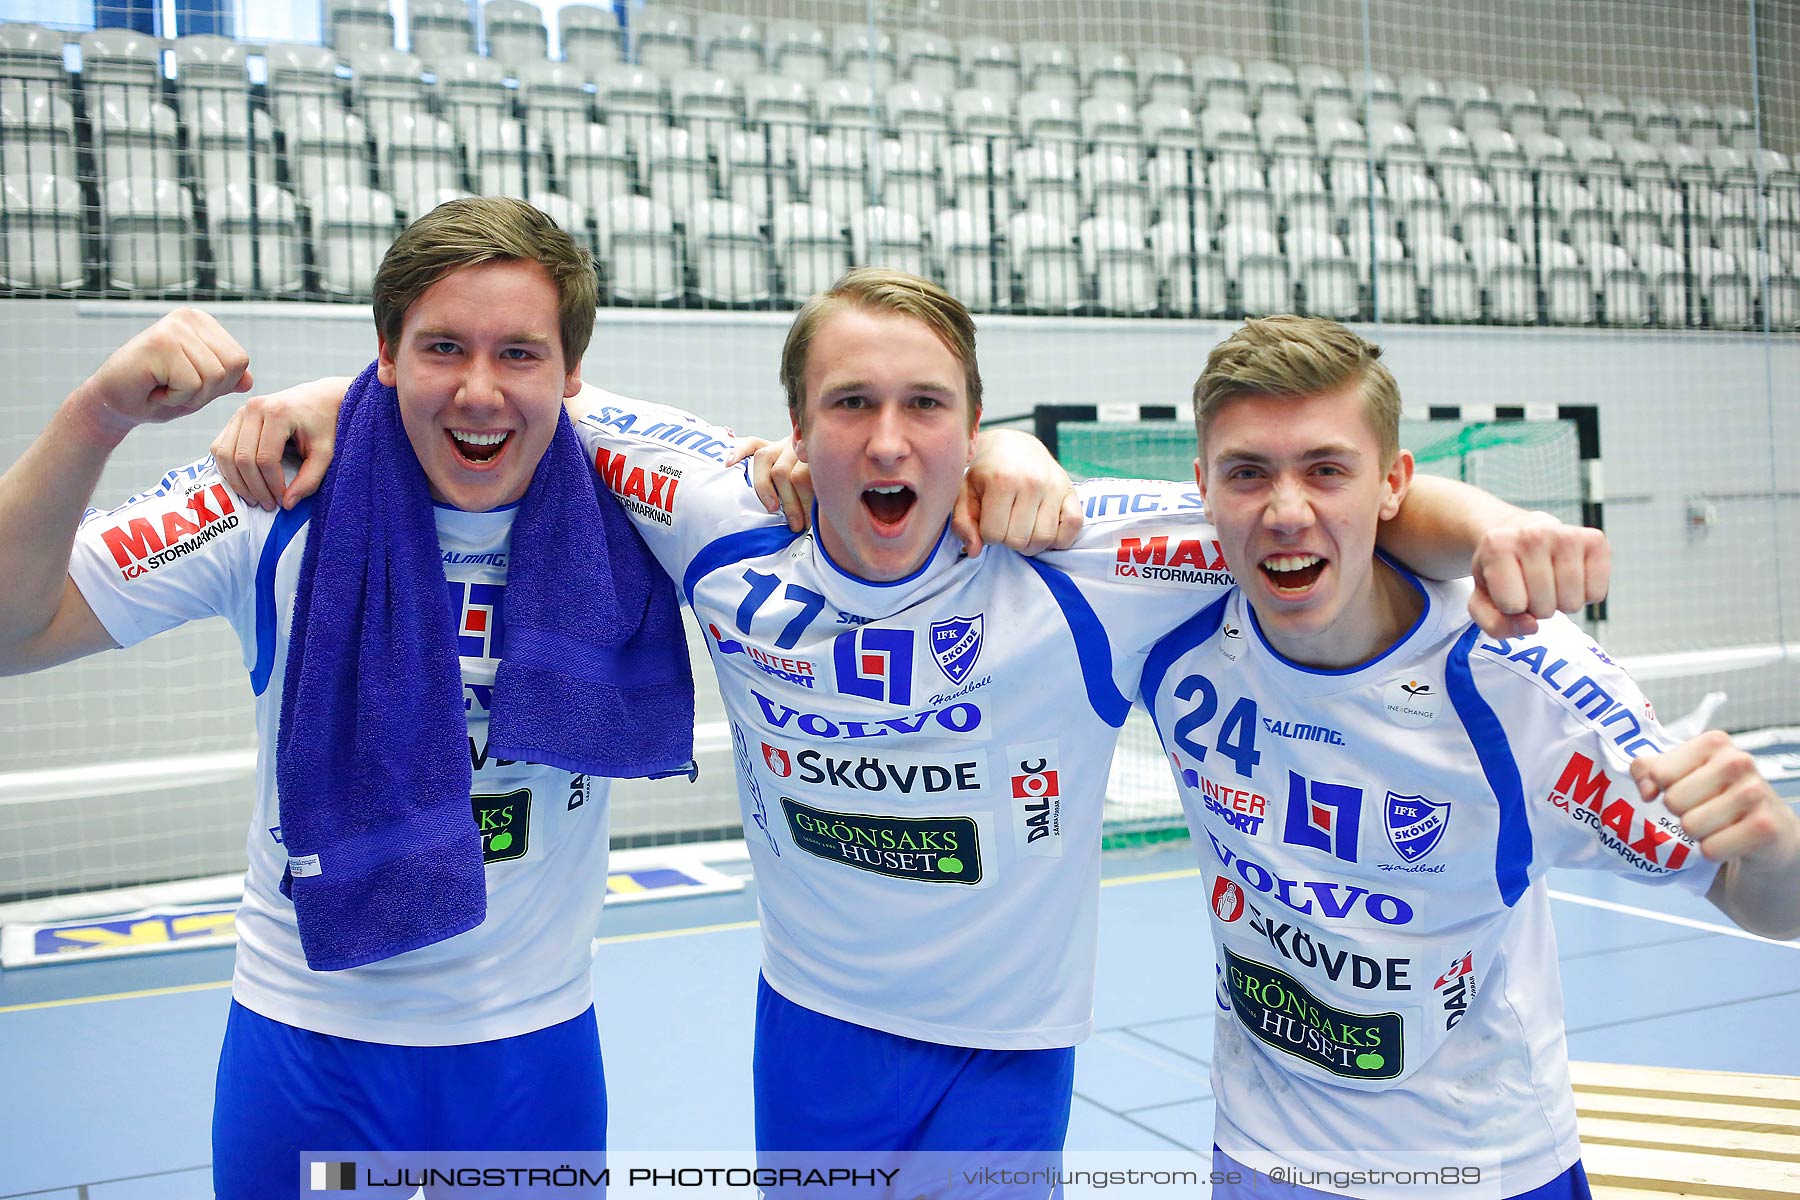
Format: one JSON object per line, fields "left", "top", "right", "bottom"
{"left": 573, "top": 389, "right": 1238, "bottom": 1049}
{"left": 1141, "top": 569, "right": 1717, "bottom": 1196}
{"left": 70, "top": 459, "right": 612, "bottom": 1046}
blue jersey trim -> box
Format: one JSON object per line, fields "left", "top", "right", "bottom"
{"left": 813, "top": 501, "right": 957, "bottom": 588}
{"left": 251, "top": 498, "right": 315, "bottom": 697}
{"left": 1022, "top": 559, "right": 1131, "bottom": 728}
{"left": 682, "top": 523, "right": 803, "bottom": 607}
{"left": 1445, "top": 622, "right": 1533, "bottom": 906}
{"left": 1139, "top": 593, "right": 1232, "bottom": 714}
{"left": 1246, "top": 553, "right": 1430, "bottom": 676}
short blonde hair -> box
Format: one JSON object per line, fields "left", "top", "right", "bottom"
{"left": 1193, "top": 316, "right": 1402, "bottom": 463}
{"left": 373, "top": 196, "right": 598, "bottom": 369}
{"left": 780, "top": 268, "right": 983, "bottom": 431}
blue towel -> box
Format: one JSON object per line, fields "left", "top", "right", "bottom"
{"left": 276, "top": 362, "right": 694, "bottom": 972}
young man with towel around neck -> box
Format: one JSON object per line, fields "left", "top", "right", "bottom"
{"left": 219, "top": 266, "right": 1611, "bottom": 1181}
{"left": 0, "top": 197, "right": 694, "bottom": 1196}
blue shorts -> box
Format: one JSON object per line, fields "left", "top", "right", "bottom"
{"left": 753, "top": 975, "right": 1076, "bottom": 1153}
{"left": 212, "top": 1000, "right": 605, "bottom": 1199}
{"left": 1212, "top": 1147, "right": 1593, "bottom": 1200}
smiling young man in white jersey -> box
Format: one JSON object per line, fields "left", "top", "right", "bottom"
{"left": 214, "top": 271, "right": 1616, "bottom": 1181}
{"left": 0, "top": 199, "right": 702, "bottom": 1196}
{"left": 1137, "top": 315, "right": 1800, "bottom": 1199}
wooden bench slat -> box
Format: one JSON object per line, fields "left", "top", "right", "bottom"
{"left": 1581, "top": 1140, "right": 1800, "bottom": 1198}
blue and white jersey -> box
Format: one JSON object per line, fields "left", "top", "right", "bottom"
{"left": 573, "top": 389, "right": 1235, "bottom": 1049}
{"left": 68, "top": 460, "right": 612, "bottom": 1046}
{"left": 1141, "top": 568, "right": 1717, "bottom": 1196}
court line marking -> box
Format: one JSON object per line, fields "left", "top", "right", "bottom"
{"left": 1546, "top": 889, "right": 1800, "bottom": 951}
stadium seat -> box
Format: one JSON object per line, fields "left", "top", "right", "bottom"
{"left": 897, "top": 32, "right": 958, "bottom": 96}
{"left": 0, "top": 22, "right": 71, "bottom": 98}
{"left": 328, "top": 0, "right": 396, "bottom": 57}
{"left": 1267, "top": 153, "right": 1324, "bottom": 207}
{"left": 79, "top": 30, "right": 163, "bottom": 112}
{"left": 524, "top": 190, "right": 591, "bottom": 253}
{"left": 1139, "top": 102, "right": 1199, "bottom": 155}
{"left": 1193, "top": 55, "right": 1248, "bottom": 112}
{"left": 0, "top": 87, "right": 76, "bottom": 179}
{"left": 1363, "top": 119, "right": 1412, "bottom": 159}
{"left": 1413, "top": 233, "right": 1479, "bottom": 322}
{"left": 700, "top": 15, "right": 765, "bottom": 85}
{"left": 1199, "top": 106, "right": 1256, "bottom": 152}
{"left": 1347, "top": 226, "right": 1419, "bottom": 321}
{"left": 1218, "top": 179, "right": 1275, "bottom": 236}
{"left": 1715, "top": 103, "right": 1756, "bottom": 151}
{"left": 101, "top": 176, "right": 194, "bottom": 292}
{"left": 851, "top": 205, "right": 928, "bottom": 276}
{"left": 804, "top": 136, "right": 870, "bottom": 226}
{"left": 833, "top": 24, "right": 896, "bottom": 91}
{"left": 1764, "top": 273, "right": 1800, "bottom": 330}
{"left": 1539, "top": 240, "right": 1592, "bottom": 324}
{"left": 887, "top": 82, "right": 951, "bottom": 157}
{"left": 1151, "top": 219, "right": 1227, "bottom": 315}
{"left": 931, "top": 206, "right": 1006, "bottom": 311}
{"left": 92, "top": 95, "right": 179, "bottom": 185}
{"left": 877, "top": 140, "right": 940, "bottom": 224}
{"left": 1018, "top": 90, "right": 1079, "bottom": 147}
{"left": 516, "top": 61, "right": 592, "bottom": 149}
{"left": 1697, "top": 245, "right": 1751, "bottom": 328}
{"left": 473, "top": 123, "right": 550, "bottom": 200}
{"left": 1255, "top": 110, "right": 1310, "bottom": 156}
{"left": 265, "top": 43, "right": 344, "bottom": 133}
{"left": 1084, "top": 150, "right": 1149, "bottom": 229}
{"left": 1287, "top": 228, "right": 1357, "bottom": 319}
{"left": 190, "top": 100, "right": 277, "bottom": 196}
{"left": 722, "top": 128, "right": 794, "bottom": 220}
{"left": 1010, "top": 211, "right": 1081, "bottom": 312}
{"left": 172, "top": 35, "right": 247, "bottom": 124}
{"left": 408, "top": 0, "right": 477, "bottom": 69}
{"left": 206, "top": 182, "right": 302, "bottom": 295}
{"left": 1634, "top": 241, "right": 1688, "bottom": 325}
{"left": 1231, "top": 233, "right": 1291, "bottom": 316}
{"left": 1404, "top": 196, "right": 1451, "bottom": 246}
{"left": 287, "top": 105, "right": 372, "bottom": 197}
{"left": 435, "top": 53, "right": 513, "bottom": 151}
{"left": 1137, "top": 51, "right": 1192, "bottom": 108}
{"left": 1712, "top": 215, "right": 1761, "bottom": 276}
{"left": 1245, "top": 59, "right": 1300, "bottom": 118}
{"left": 1021, "top": 41, "right": 1078, "bottom": 98}
{"left": 557, "top": 123, "right": 630, "bottom": 214}
{"left": 592, "top": 65, "right": 666, "bottom": 155}
{"left": 377, "top": 112, "right": 463, "bottom": 217}
{"left": 0, "top": 173, "right": 84, "bottom": 290}
{"left": 961, "top": 37, "right": 1021, "bottom": 99}
{"left": 951, "top": 86, "right": 1015, "bottom": 142}
{"left": 1014, "top": 143, "right": 1080, "bottom": 229}
{"left": 815, "top": 77, "right": 879, "bottom": 157}
{"left": 942, "top": 140, "right": 1008, "bottom": 217}
{"left": 1081, "top": 96, "right": 1142, "bottom": 165}
{"left": 349, "top": 50, "right": 430, "bottom": 151}
{"left": 559, "top": 4, "right": 624, "bottom": 74}
{"left": 768, "top": 19, "right": 830, "bottom": 86}
{"left": 1149, "top": 152, "right": 1213, "bottom": 235}
{"left": 1284, "top": 191, "right": 1336, "bottom": 241}
{"left": 311, "top": 183, "right": 399, "bottom": 298}
{"left": 671, "top": 69, "right": 742, "bottom": 162}
{"left": 1582, "top": 241, "right": 1648, "bottom": 326}
{"left": 1078, "top": 216, "right": 1155, "bottom": 313}
{"left": 603, "top": 194, "right": 680, "bottom": 303}
{"left": 1353, "top": 69, "right": 1406, "bottom": 127}
{"left": 485, "top": 0, "right": 548, "bottom": 71}
{"left": 1080, "top": 45, "right": 1136, "bottom": 102}
{"left": 1496, "top": 82, "right": 1545, "bottom": 137}
{"left": 634, "top": 8, "right": 696, "bottom": 78}
{"left": 1297, "top": 63, "right": 1349, "bottom": 115}
{"left": 684, "top": 197, "right": 770, "bottom": 304}
{"left": 636, "top": 126, "right": 710, "bottom": 218}
{"left": 1400, "top": 72, "right": 1453, "bottom": 129}
{"left": 741, "top": 74, "right": 813, "bottom": 167}
{"left": 772, "top": 201, "right": 847, "bottom": 302}
{"left": 1630, "top": 95, "right": 1679, "bottom": 145}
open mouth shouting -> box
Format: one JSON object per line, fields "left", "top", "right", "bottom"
{"left": 862, "top": 483, "right": 918, "bottom": 532}
{"left": 1261, "top": 553, "right": 1327, "bottom": 595}
{"left": 449, "top": 429, "right": 511, "bottom": 466}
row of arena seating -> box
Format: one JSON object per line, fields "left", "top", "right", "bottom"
{"left": 5, "top": 174, "right": 1795, "bottom": 330}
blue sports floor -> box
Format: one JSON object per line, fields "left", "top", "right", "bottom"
{"left": 4, "top": 829, "right": 1800, "bottom": 1198}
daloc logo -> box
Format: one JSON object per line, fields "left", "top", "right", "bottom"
{"left": 929, "top": 614, "right": 984, "bottom": 685}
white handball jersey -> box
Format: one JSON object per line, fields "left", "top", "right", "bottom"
{"left": 69, "top": 459, "right": 613, "bottom": 1046}
{"left": 573, "top": 389, "right": 1236, "bottom": 1048}
{"left": 1141, "top": 568, "right": 1717, "bottom": 1196}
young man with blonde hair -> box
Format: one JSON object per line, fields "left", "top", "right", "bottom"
{"left": 218, "top": 273, "right": 1611, "bottom": 1172}
{"left": 1141, "top": 315, "right": 1800, "bottom": 1198}
{"left": 0, "top": 197, "right": 695, "bottom": 1195}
